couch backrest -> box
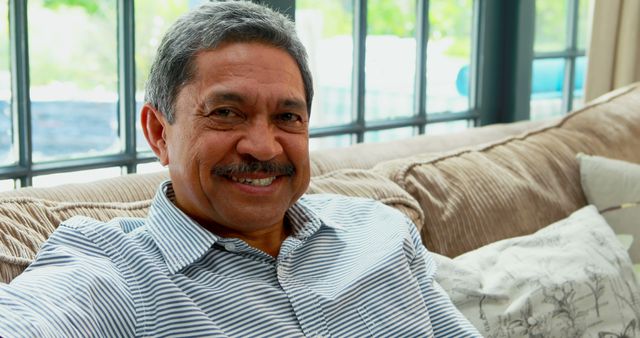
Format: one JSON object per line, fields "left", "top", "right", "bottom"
{"left": 309, "top": 119, "right": 546, "bottom": 176}
{"left": 373, "top": 82, "right": 640, "bottom": 257}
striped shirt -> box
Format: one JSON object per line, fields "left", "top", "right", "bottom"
{"left": 0, "top": 180, "right": 480, "bottom": 337}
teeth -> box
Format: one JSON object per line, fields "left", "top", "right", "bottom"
{"left": 230, "top": 176, "right": 276, "bottom": 186}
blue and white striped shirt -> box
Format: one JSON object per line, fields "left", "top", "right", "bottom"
{"left": 0, "top": 181, "right": 480, "bottom": 337}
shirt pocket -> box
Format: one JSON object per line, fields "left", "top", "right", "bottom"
{"left": 356, "top": 302, "right": 434, "bottom": 338}
{"left": 357, "top": 305, "right": 378, "bottom": 337}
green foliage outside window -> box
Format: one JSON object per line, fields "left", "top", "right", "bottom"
{"left": 0, "top": 2, "right": 10, "bottom": 81}
{"left": 368, "top": 0, "right": 415, "bottom": 37}
{"left": 42, "top": 0, "right": 102, "bottom": 15}
{"left": 26, "top": 0, "right": 117, "bottom": 90}
{"left": 297, "top": 0, "right": 472, "bottom": 58}
{"left": 534, "top": 0, "right": 567, "bottom": 52}
{"left": 1, "top": 0, "right": 482, "bottom": 92}
{"left": 1, "top": 0, "right": 190, "bottom": 92}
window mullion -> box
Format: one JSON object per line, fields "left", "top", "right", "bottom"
{"left": 414, "top": 0, "right": 428, "bottom": 134}
{"left": 117, "top": 0, "right": 137, "bottom": 173}
{"left": 510, "top": 0, "right": 535, "bottom": 121}
{"left": 562, "top": 0, "right": 580, "bottom": 113}
{"left": 9, "top": 0, "right": 31, "bottom": 187}
{"left": 352, "top": 0, "right": 366, "bottom": 143}
{"left": 469, "top": 0, "right": 481, "bottom": 126}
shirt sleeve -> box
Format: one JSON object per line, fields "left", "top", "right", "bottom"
{"left": 0, "top": 221, "right": 136, "bottom": 338}
{"left": 406, "top": 221, "right": 482, "bottom": 338}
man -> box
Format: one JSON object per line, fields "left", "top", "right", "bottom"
{"left": 0, "top": 2, "right": 480, "bottom": 337}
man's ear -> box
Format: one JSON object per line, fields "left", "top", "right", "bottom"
{"left": 141, "top": 103, "right": 170, "bottom": 166}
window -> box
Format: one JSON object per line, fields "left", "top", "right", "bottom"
{"left": 296, "top": 0, "right": 476, "bottom": 147}
{"left": 28, "top": 0, "right": 119, "bottom": 162}
{"left": 1, "top": 1, "right": 12, "bottom": 167}
{"left": 530, "top": 0, "right": 591, "bottom": 120}
{"left": 134, "top": 0, "right": 208, "bottom": 152}
{"left": 0, "top": 0, "right": 590, "bottom": 189}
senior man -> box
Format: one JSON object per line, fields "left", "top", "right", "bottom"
{"left": 0, "top": 2, "right": 480, "bottom": 337}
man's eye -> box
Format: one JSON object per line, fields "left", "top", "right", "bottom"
{"left": 210, "top": 108, "right": 238, "bottom": 118}
{"left": 277, "top": 112, "right": 301, "bottom": 122}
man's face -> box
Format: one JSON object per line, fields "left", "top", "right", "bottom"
{"left": 146, "top": 42, "right": 310, "bottom": 236}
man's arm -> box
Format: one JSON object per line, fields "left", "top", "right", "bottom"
{"left": 406, "top": 221, "right": 482, "bottom": 337}
{"left": 0, "top": 222, "right": 136, "bottom": 337}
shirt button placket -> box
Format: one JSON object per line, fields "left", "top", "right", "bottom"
{"left": 277, "top": 260, "right": 329, "bottom": 338}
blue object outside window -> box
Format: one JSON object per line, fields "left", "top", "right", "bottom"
{"left": 456, "top": 57, "right": 586, "bottom": 99}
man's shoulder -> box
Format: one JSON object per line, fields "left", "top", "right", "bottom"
{"left": 60, "top": 215, "right": 146, "bottom": 233}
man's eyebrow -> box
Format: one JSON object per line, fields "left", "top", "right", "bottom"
{"left": 204, "top": 92, "right": 246, "bottom": 105}
{"left": 204, "top": 92, "right": 307, "bottom": 110}
{"left": 280, "top": 98, "right": 307, "bottom": 110}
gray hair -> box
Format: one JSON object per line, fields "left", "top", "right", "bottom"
{"left": 144, "top": 1, "right": 313, "bottom": 123}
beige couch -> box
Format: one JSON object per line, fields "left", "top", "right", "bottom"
{"left": 1, "top": 83, "right": 639, "bottom": 286}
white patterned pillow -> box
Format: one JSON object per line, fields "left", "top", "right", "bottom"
{"left": 435, "top": 205, "right": 640, "bottom": 338}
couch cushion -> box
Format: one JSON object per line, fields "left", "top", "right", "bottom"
{"left": 374, "top": 82, "right": 640, "bottom": 257}
{"left": 307, "top": 169, "right": 424, "bottom": 227}
{"left": 0, "top": 171, "right": 169, "bottom": 202}
{"left": 0, "top": 198, "right": 150, "bottom": 283}
{"left": 310, "top": 119, "right": 545, "bottom": 176}
{"left": 578, "top": 154, "right": 640, "bottom": 262}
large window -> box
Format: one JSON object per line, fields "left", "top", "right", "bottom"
{"left": 0, "top": 0, "right": 590, "bottom": 190}
{"left": 1, "top": 1, "right": 11, "bottom": 165}
{"left": 530, "top": 0, "right": 590, "bottom": 120}
{"left": 296, "top": 0, "right": 476, "bottom": 149}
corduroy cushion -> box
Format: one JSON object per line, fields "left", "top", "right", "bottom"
{"left": 0, "top": 198, "right": 151, "bottom": 283}
{"left": 308, "top": 169, "right": 424, "bottom": 227}
{"left": 0, "top": 170, "right": 423, "bottom": 283}
{"left": 374, "top": 83, "right": 640, "bottom": 258}
{"left": 309, "top": 119, "right": 545, "bottom": 176}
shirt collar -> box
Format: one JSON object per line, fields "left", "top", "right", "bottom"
{"left": 147, "top": 180, "right": 219, "bottom": 274}
{"left": 289, "top": 196, "right": 345, "bottom": 237}
{"left": 147, "top": 181, "right": 344, "bottom": 274}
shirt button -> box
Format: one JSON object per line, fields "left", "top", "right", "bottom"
{"left": 224, "top": 243, "right": 236, "bottom": 252}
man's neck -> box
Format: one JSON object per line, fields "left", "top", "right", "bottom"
{"left": 205, "top": 220, "right": 291, "bottom": 258}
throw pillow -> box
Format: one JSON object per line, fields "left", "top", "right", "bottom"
{"left": 578, "top": 153, "right": 640, "bottom": 262}
{"left": 435, "top": 205, "right": 640, "bottom": 338}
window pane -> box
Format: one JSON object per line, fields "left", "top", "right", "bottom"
{"left": 32, "top": 167, "right": 122, "bottom": 188}
{"left": 365, "top": 0, "right": 416, "bottom": 121}
{"left": 573, "top": 56, "right": 587, "bottom": 110}
{"left": 309, "top": 134, "right": 352, "bottom": 151}
{"left": 530, "top": 58, "right": 565, "bottom": 120}
{"left": 28, "top": 0, "right": 118, "bottom": 162}
{"left": 297, "top": 0, "right": 353, "bottom": 128}
{"left": 364, "top": 127, "right": 414, "bottom": 143}
{"left": 135, "top": 0, "right": 208, "bottom": 152}
{"left": 534, "top": 0, "right": 568, "bottom": 53}
{"left": 0, "top": 1, "right": 13, "bottom": 166}
{"left": 577, "top": 0, "right": 591, "bottom": 50}
{"left": 427, "top": 0, "right": 473, "bottom": 113}
{"left": 425, "top": 119, "right": 471, "bottom": 135}
{"left": 0, "top": 179, "right": 15, "bottom": 192}
{"left": 137, "top": 161, "right": 166, "bottom": 174}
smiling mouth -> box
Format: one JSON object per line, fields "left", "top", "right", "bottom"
{"left": 229, "top": 176, "right": 277, "bottom": 187}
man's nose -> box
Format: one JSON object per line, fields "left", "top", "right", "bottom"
{"left": 236, "top": 120, "right": 284, "bottom": 161}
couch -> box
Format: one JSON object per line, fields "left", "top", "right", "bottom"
{"left": 2, "top": 82, "right": 640, "bottom": 336}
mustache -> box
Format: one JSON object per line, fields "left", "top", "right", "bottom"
{"left": 212, "top": 160, "right": 295, "bottom": 177}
